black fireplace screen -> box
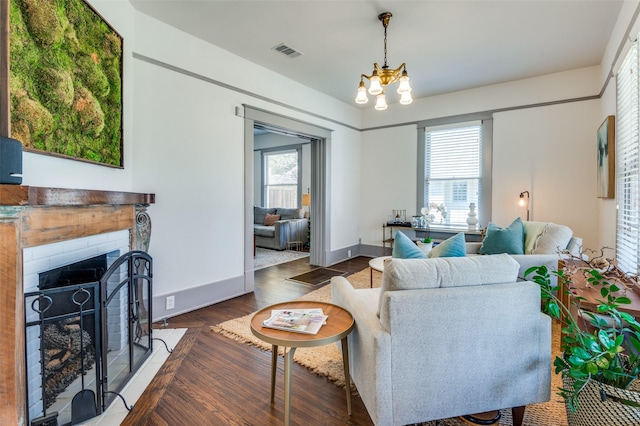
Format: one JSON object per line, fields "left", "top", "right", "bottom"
{"left": 25, "top": 251, "right": 153, "bottom": 426}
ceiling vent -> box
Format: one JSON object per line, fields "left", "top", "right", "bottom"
{"left": 272, "top": 43, "right": 303, "bottom": 59}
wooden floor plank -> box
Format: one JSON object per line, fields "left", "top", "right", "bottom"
{"left": 123, "top": 256, "right": 373, "bottom": 425}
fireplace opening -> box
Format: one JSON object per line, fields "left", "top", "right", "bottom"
{"left": 35, "top": 253, "right": 108, "bottom": 412}
{"left": 25, "top": 250, "right": 153, "bottom": 426}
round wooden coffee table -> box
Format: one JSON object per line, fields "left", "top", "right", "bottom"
{"left": 250, "top": 300, "right": 355, "bottom": 426}
{"left": 369, "top": 256, "right": 391, "bottom": 287}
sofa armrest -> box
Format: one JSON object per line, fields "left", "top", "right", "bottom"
{"left": 331, "top": 277, "right": 393, "bottom": 425}
{"left": 285, "top": 218, "right": 309, "bottom": 245}
{"left": 272, "top": 220, "right": 290, "bottom": 250}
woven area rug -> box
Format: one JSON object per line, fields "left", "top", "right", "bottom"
{"left": 211, "top": 267, "right": 568, "bottom": 426}
{"left": 254, "top": 247, "right": 309, "bottom": 270}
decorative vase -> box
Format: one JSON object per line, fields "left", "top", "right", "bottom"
{"left": 416, "top": 241, "right": 433, "bottom": 254}
{"left": 466, "top": 203, "right": 478, "bottom": 230}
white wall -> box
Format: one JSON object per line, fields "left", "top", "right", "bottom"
{"left": 492, "top": 101, "right": 600, "bottom": 249}
{"left": 130, "top": 12, "right": 362, "bottom": 317}
{"left": 359, "top": 68, "right": 603, "bottom": 251}
{"left": 359, "top": 125, "right": 417, "bottom": 249}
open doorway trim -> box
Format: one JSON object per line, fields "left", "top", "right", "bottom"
{"left": 243, "top": 106, "right": 332, "bottom": 292}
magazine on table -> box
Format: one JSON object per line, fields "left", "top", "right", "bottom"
{"left": 262, "top": 308, "right": 328, "bottom": 335}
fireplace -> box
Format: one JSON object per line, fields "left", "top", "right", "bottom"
{"left": 0, "top": 185, "right": 154, "bottom": 426}
{"left": 25, "top": 249, "right": 153, "bottom": 426}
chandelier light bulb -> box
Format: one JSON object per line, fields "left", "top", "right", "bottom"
{"left": 399, "top": 91, "right": 413, "bottom": 105}
{"left": 397, "top": 72, "right": 411, "bottom": 94}
{"left": 375, "top": 93, "right": 388, "bottom": 110}
{"left": 355, "top": 81, "right": 369, "bottom": 104}
{"left": 368, "top": 74, "right": 383, "bottom": 95}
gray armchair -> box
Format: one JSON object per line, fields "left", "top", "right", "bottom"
{"left": 331, "top": 254, "right": 551, "bottom": 426}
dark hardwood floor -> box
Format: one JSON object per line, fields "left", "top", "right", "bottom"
{"left": 122, "top": 255, "right": 374, "bottom": 426}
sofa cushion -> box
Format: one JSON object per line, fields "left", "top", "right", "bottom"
{"left": 276, "top": 208, "right": 305, "bottom": 220}
{"left": 523, "top": 221, "right": 549, "bottom": 254}
{"left": 428, "top": 232, "right": 466, "bottom": 258}
{"left": 392, "top": 231, "right": 426, "bottom": 259}
{"left": 531, "top": 223, "right": 573, "bottom": 254}
{"left": 479, "top": 217, "right": 524, "bottom": 255}
{"left": 264, "top": 213, "right": 280, "bottom": 226}
{"left": 378, "top": 254, "right": 520, "bottom": 316}
{"left": 253, "top": 224, "right": 275, "bottom": 237}
{"left": 254, "top": 206, "right": 276, "bottom": 225}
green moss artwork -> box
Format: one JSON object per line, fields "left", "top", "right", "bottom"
{"left": 9, "top": 0, "right": 123, "bottom": 167}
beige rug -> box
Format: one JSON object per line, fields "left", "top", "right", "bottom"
{"left": 211, "top": 268, "right": 568, "bottom": 426}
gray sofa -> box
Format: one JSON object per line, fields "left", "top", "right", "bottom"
{"left": 332, "top": 254, "right": 551, "bottom": 426}
{"left": 466, "top": 221, "right": 582, "bottom": 284}
{"left": 254, "top": 206, "right": 308, "bottom": 250}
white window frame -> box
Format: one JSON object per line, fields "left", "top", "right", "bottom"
{"left": 417, "top": 114, "right": 493, "bottom": 229}
{"left": 262, "top": 148, "right": 302, "bottom": 208}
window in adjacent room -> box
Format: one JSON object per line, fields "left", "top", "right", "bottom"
{"left": 615, "top": 39, "right": 639, "bottom": 274}
{"left": 418, "top": 117, "right": 492, "bottom": 228}
{"left": 264, "top": 149, "right": 300, "bottom": 208}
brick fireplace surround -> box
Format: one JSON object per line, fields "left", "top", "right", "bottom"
{"left": 0, "top": 185, "right": 154, "bottom": 425}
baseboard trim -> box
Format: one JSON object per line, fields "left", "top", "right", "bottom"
{"left": 153, "top": 274, "right": 246, "bottom": 322}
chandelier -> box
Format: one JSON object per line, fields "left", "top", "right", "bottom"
{"left": 355, "top": 12, "right": 412, "bottom": 110}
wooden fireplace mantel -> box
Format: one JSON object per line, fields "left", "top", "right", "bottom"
{"left": 0, "top": 184, "right": 155, "bottom": 206}
{"left": 0, "top": 185, "right": 155, "bottom": 425}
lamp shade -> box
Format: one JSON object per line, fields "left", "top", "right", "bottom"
{"left": 368, "top": 75, "right": 383, "bottom": 95}
{"left": 397, "top": 74, "right": 411, "bottom": 94}
{"left": 302, "top": 193, "right": 311, "bottom": 207}
{"left": 399, "top": 91, "right": 413, "bottom": 105}
{"left": 375, "top": 93, "right": 388, "bottom": 110}
{"left": 355, "top": 84, "right": 368, "bottom": 104}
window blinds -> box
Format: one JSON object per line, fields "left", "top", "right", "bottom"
{"left": 616, "top": 41, "right": 640, "bottom": 274}
{"left": 424, "top": 122, "right": 482, "bottom": 227}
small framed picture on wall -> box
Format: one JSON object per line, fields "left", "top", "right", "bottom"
{"left": 597, "top": 115, "right": 615, "bottom": 199}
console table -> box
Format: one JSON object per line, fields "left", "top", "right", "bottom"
{"left": 382, "top": 223, "right": 484, "bottom": 254}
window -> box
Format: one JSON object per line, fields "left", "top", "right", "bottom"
{"left": 419, "top": 119, "right": 491, "bottom": 227}
{"left": 264, "top": 150, "right": 299, "bottom": 208}
{"left": 616, "top": 40, "right": 640, "bottom": 274}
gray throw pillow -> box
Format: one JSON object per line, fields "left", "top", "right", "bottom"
{"left": 254, "top": 206, "right": 276, "bottom": 225}
{"left": 276, "top": 208, "right": 305, "bottom": 220}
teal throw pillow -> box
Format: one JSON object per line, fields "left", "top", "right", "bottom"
{"left": 479, "top": 217, "right": 525, "bottom": 255}
{"left": 392, "top": 231, "right": 426, "bottom": 259}
{"left": 428, "top": 232, "right": 466, "bottom": 258}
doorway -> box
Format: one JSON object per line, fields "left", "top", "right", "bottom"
{"left": 243, "top": 106, "right": 332, "bottom": 293}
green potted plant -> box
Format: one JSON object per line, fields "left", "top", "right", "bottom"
{"left": 525, "top": 249, "right": 640, "bottom": 425}
{"left": 416, "top": 237, "right": 433, "bottom": 254}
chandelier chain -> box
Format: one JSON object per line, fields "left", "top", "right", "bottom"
{"left": 383, "top": 24, "right": 388, "bottom": 67}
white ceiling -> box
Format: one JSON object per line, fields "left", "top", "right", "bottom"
{"left": 130, "top": 0, "right": 624, "bottom": 108}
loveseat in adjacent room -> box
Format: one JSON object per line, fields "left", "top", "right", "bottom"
{"left": 253, "top": 206, "right": 308, "bottom": 250}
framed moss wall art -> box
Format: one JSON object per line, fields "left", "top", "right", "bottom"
{"left": 7, "top": 0, "right": 123, "bottom": 167}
